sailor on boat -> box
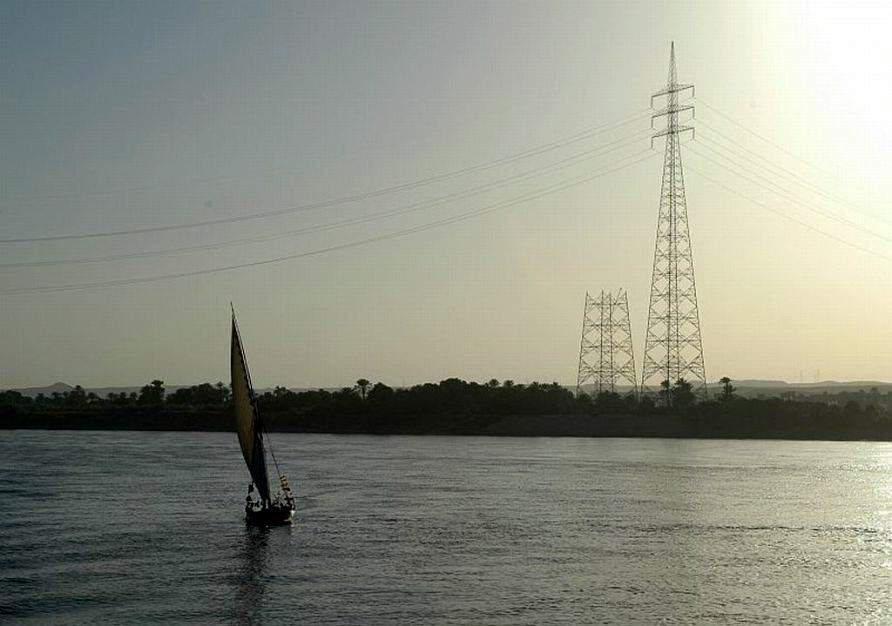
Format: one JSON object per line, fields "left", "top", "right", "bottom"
{"left": 245, "top": 483, "right": 261, "bottom": 514}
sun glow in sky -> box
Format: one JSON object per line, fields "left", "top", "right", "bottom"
{"left": 1, "top": 1, "right": 890, "bottom": 389}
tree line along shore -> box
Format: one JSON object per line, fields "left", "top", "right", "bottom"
{"left": 1, "top": 378, "right": 891, "bottom": 441}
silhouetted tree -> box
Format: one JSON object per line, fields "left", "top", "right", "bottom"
{"left": 355, "top": 379, "right": 370, "bottom": 400}
{"left": 671, "top": 378, "right": 696, "bottom": 409}
{"left": 367, "top": 382, "right": 395, "bottom": 418}
{"left": 368, "top": 382, "right": 394, "bottom": 403}
{"left": 660, "top": 379, "right": 672, "bottom": 406}
{"left": 67, "top": 385, "right": 87, "bottom": 408}
{"left": 594, "top": 391, "right": 623, "bottom": 414}
{"left": 575, "top": 392, "right": 594, "bottom": 413}
{"left": 138, "top": 380, "right": 165, "bottom": 405}
{"left": 106, "top": 392, "right": 131, "bottom": 406}
{"left": 168, "top": 382, "right": 227, "bottom": 406}
{"left": 719, "top": 376, "right": 736, "bottom": 401}
{"left": 0, "top": 390, "right": 28, "bottom": 407}
{"left": 637, "top": 395, "right": 656, "bottom": 414}
{"left": 216, "top": 381, "right": 231, "bottom": 404}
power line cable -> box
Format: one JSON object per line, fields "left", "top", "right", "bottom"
{"left": 697, "top": 120, "right": 838, "bottom": 199}
{"left": 687, "top": 141, "right": 892, "bottom": 245}
{"left": 0, "top": 131, "right": 652, "bottom": 269}
{"left": 0, "top": 111, "right": 651, "bottom": 242}
{"left": 2, "top": 109, "right": 651, "bottom": 204}
{"left": 695, "top": 118, "right": 892, "bottom": 227}
{"left": 694, "top": 97, "right": 842, "bottom": 180}
{"left": 686, "top": 163, "right": 892, "bottom": 264}
{"left": 687, "top": 140, "right": 869, "bottom": 236}
{"left": 0, "top": 151, "right": 659, "bottom": 295}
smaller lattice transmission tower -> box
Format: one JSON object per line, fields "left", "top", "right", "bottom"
{"left": 575, "top": 289, "right": 638, "bottom": 396}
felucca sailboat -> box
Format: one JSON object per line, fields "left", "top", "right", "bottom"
{"left": 231, "top": 307, "right": 295, "bottom": 526}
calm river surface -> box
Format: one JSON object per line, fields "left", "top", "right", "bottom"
{"left": 1, "top": 431, "right": 891, "bottom": 624}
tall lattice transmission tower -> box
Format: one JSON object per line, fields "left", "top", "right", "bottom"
{"left": 575, "top": 289, "right": 637, "bottom": 396}
{"left": 640, "top": 42, "right": 707, "bottom": 401}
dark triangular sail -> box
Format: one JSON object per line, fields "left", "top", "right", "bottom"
{"left": 231, "top": 313, "right": 272, "bottom": 504}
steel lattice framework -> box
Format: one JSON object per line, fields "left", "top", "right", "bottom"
{"left": 576, "top": 289, "right": 637, "bottom": 396}
{"left": 640, "top": 42, "right": 707, "bottom": 402}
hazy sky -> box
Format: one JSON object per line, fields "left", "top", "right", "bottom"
{"left": 2, "top": 1, "right": 891, "bottom": 389}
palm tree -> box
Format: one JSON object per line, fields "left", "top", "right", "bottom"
{"left": 719, "top": 376, "right": 736, "bottom": 401}
{"left": 356, "top": 379, "right": 371, "bottom": 400}
{"left": 660, "top": 379, "right": 672, "bottom": 406}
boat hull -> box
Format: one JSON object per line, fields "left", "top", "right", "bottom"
{"left": 245, "top": 503, "right": 294, "bottom": 527}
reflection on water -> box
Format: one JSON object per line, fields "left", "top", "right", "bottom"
{"left": 230, "top": 523, "right": 295, "bottom": 623}
{"left": 0, "top": 432, "right": 890, "bottom": 624}
{"left": 231, "top": 526, "right": 269, "bottom": 623}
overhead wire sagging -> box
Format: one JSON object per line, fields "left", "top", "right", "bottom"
{"left": 0, "top": 150, "right": 660, "bottom": 295}
{"left": 0, "top": 127, "right": 653, "bottom": 269}
{"left": 0, "top": 109, "right": 652, "bottom": 244}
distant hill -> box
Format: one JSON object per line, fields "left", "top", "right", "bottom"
{"left": 4, "top": 383, "right": 189, "bottom": 399}
{"left": 6, "top": 379, "right": 891, "bottom": 400}
{"left": 5, "top": 382, "right": 76, "bottom": 398}
{"left": 577, "top": 380, "right": 892, "bottom": 397}
{"left": 715, "top": 380, "right": 892, "bottom": 397}
{"left": 716, "top": 379, "right": 892, "bottom": 389}
{"left": 2, "top": 382, "right": 334, "bottom": 399}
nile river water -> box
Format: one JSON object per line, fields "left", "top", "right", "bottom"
{"left": 1, "top": 431, "right": 890, "bottom": 624}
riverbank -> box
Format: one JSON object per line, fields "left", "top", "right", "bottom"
{"left": 3, "top": 406, "right": 891, "bottom": 441}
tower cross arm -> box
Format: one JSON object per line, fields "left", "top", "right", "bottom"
{"left": 651, "top": 103, "right": 695, "bottom": 123}
{"left": 651, "top": 84, "right": 694, "bottom": 106}
{"left": 651, "top": 125, "right": 694, "bottom": 147}
{"left": 652, "top": 124, "right": 694, "bottom": 138}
